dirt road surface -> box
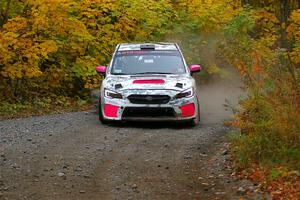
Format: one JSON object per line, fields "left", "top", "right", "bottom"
{"left": 0, "top": 79, "right": 266, "bottom": 200}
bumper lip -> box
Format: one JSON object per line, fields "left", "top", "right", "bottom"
{"left": 122, "top": 116, "right": 196, "bottom": 122}
{"left": 101, "top": 95, "right": 198, "bottom": 121}
{"left": 102, "top": 106, "right": 197, "bottom": 121}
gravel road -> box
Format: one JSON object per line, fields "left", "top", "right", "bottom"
{"left": 0, "top": 79, "right": 265, "bottom": 200}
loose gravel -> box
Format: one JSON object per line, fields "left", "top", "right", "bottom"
{"left": 0, "top": 80, "right": 268, "bottom": 200}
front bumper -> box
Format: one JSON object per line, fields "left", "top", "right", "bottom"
{"left": 100, "top": 94, "right": 198, "bottom": 122}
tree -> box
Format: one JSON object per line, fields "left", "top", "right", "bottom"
{"left": 0, "top": 0, "right": 173, "bottom": 102}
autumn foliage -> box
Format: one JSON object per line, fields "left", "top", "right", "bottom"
{"left": 0, "top": 0, "right": 172, "bottom": 106}
{"left": 219, "top": 2, "right": 300, "bottom": 199}
{"left": 1, "top": 1, "right": 300, "bottom": 196}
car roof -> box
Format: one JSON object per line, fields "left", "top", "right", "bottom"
{"left": 118, "top": 43, "right": 178, "bottom": 51}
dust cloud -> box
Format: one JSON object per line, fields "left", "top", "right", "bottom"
{"left": 196, "top": 69, "right": 243, "bottom": 125}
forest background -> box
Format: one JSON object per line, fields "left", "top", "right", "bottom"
{"left": 1, "top": 0, "right": 300, "bottom": 198}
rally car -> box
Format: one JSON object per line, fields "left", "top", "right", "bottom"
{"left": 96, "top": 43, "right": 201, "bottom": 126}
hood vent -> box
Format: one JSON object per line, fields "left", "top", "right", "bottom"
{"left": 115, "top": 84, "right": 123, "bottom": 90}
{"left": 175, "top": 83, "right": 183, "bottom": 88}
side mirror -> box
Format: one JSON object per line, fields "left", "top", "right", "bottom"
{"left": 189, "top": 64, "right": 201, "bottom": 75}
{"left": 95, "top": 66, "right": 107, "bottom": 74}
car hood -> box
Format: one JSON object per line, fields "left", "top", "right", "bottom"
{"left": 103, "top": 74, "right": 194, "bottom": 92}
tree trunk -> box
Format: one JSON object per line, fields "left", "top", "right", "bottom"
{"left": 279, "top": 0, "right": 290, "bottom": 48}
{"left": 0, "top": 0, "right": 12, "bottom": 28}
{"left": 241, "top": 0, "right": 249, "bottom": 6}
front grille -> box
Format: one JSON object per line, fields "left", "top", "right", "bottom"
{"left": 128, "top": 95, "right": 170, "bottom": 104}
{"left": 122, "top": 107, "right": 175, "bottom": 118}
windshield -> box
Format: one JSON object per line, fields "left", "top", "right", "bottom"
{"left": 111, "top": 50, "right": 186, "bottom": 75}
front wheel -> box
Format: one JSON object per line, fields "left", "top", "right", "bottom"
{"left": 188, "top": 97, "right": 200, "bottom": 127}
{"left": 98, "top": 98, "right": 109, "bottom": 124}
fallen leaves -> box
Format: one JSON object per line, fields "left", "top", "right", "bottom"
{"left": 236, "top": 164, "right": 300, "bottom": 200}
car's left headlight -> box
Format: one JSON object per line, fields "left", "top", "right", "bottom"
{"left": 104, "top": 89, "right": 123, "bottom": 99}
{"left": 174, "top": 88, "right": 194, "bottom": 99}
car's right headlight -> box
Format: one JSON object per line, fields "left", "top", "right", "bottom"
{"left": 104, "top": 89, "right": 123, "bottom": 99}
{"left": 174, "top": 88, "right": 194, "bottom": 99}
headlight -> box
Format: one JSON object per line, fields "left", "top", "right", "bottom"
{"left": 104, "top": 89, "right": 123, "bottom": 99}
{"left": 175, "top": 88, "right": 194, "bottom": 99}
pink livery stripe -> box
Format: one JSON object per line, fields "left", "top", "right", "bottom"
{"left": 133, "top": 79, "right": 165, "bottom": 84}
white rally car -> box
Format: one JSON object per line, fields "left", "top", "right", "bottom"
{"left": 96, "top": 43, "right": 201, "bottom": 126}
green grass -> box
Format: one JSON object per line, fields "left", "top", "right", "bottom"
{"left": 228, "top": 131, "right": 300, "bottom": 171}
{"left": 0, "top": 96, "right": 92, "bottom": 119}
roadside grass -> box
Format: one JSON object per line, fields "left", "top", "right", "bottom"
{"left": 228, "top": 131, "right": 300, "bottom": 170}
{"left": 227, "top": 131, "right": 300, "bottom": 199}
{"left": 0, "top": 96, "right": 93, "bottom": 120}
{"left": 224, "top": 85, "right": 300, "bottom": 198}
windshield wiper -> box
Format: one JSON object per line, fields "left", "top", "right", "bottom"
{"left": 132, "top": 72, "right": 173, "bottom": 75}
{"left": 112, "top": 73, "right": 129, "bottom": 75}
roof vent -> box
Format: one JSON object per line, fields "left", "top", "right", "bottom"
{"left": 140, "top": 44, "right": 155, "bottom": 50}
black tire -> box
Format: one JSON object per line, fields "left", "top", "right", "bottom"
{"left": 188, "top": 96, "right": 200, "bottom": 127}
{"left": 98, "top": 98, "right": 109, "bottom": 124}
